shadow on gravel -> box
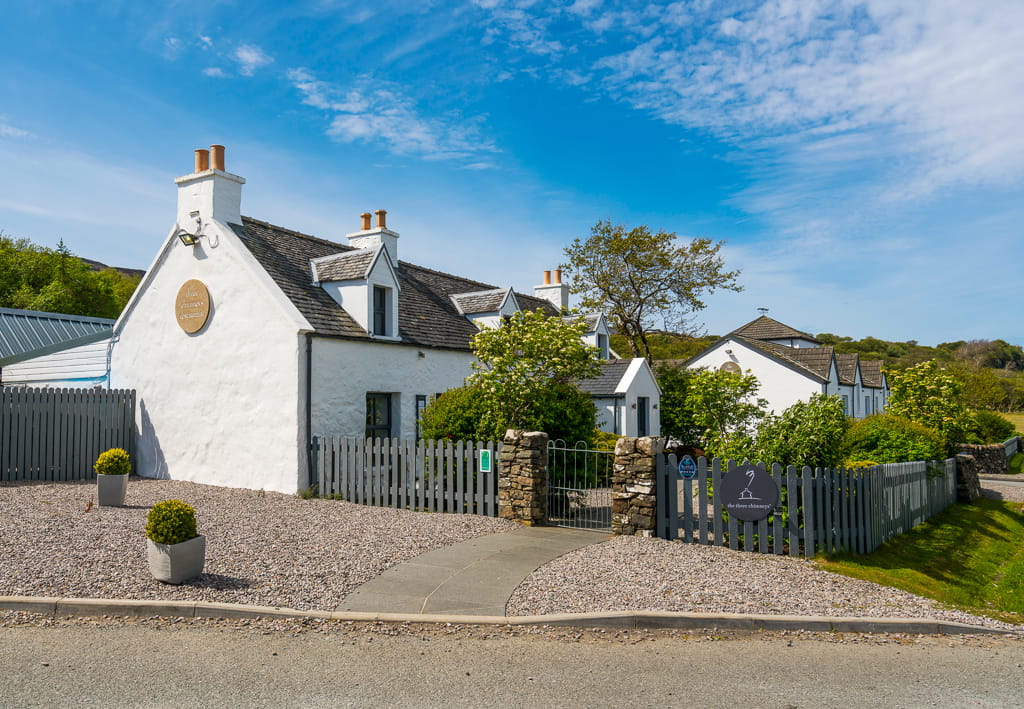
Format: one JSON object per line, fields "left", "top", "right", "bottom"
{"left": 180, "top": 574, "right": 254, "bottom": 591}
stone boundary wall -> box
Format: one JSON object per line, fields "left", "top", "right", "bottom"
{"left": 957, "top": 443, "right": 1008, "bottom": 475}
{"left": 954, "top": 454, "right": 982, "bottom": 502}
{"left": 498, "top": 430, "right": 548, "bottom": 526}
{"left": 611, "top": 436, "right": 663, "bottom": 537}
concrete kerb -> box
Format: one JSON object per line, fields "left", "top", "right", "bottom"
{"left": 0, "top": 596, "right": 1016, "bottom": 636}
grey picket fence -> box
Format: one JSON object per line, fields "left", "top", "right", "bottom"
{"left": 1003, "top": 435, "right": 1020, "bottom": 458}
{"left": 657, "top": 455, "right": 957, "bottom": 557}
{"left": 311, "top": 436, "right": 500, "bottom": 516}
{"left": 1, "top": 387, "right": 136, "bottom": 482}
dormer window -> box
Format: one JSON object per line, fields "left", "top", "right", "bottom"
{"left": 373, "top": 285, "right": 389, "bottom": 336}
{"left": 597, "top": 333, "right": 609, "bottom": 359}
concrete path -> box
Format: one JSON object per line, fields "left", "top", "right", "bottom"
{"left": 337, "top": 527, "right": 607, "bottom": 616}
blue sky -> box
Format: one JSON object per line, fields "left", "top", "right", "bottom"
{"left": 1, "top": 0, "right": 1022, "bottom": 346}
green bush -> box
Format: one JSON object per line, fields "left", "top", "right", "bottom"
{"left": 94, "top": 447, "right": 130, "bottom": 476}
{"left": 592, "top": 429, "right": 622, "bottom": 451}
{"left": 146, "top": 500, "right": 198, "bottom": 545}
{"left": 965, "top": 410, "right": 1016, "bottom": 444}
{"left": 755, "top": 394, "right": 848, "bottom": 469}
{"left": 844, "top": 413, "right": 944, "bottom": 464}
{"left": 530, "top": 382, "right": 597, "bottom": 447}
{"left": 419, "top": 385, "right": 489, "bottom": 442}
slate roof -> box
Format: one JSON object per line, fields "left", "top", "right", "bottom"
{"left": 0, "top": 308, "right": 114, "bottom": 365}
{"left": 313, "top": 248, "right": 378, "bottom": 282}
{"left": 516, "top": 293, "right": 560, "bottom": 314}
{"left": 574, "top": 359, "right": 631, "bottom": 396}
{"left": 232, "top": 217, "right": 556, "bottom": 351}
{"left": 741, "top": 338, "right": 834, "bottom": 382}
{"left": 835, "top": 353, "right": 860, "bottom": 385}
{"left": 730, "top": 315, "right": 821, "bottom": 344}
{"left": 859, "top": 360, "right": 885, "bottom": 388}
{"left": 451, "top": 288, "right": 511, "bottom": 315}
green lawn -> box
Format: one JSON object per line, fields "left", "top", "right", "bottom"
{"left": 817, "top": 498, "right": 1024, "bottom": 624}
{"left": 999, "top": 411, "right": 1024, "bottom": 435}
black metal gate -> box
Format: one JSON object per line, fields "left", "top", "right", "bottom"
{"left": 546, "top": 440, "right": 614, "bottom": 531}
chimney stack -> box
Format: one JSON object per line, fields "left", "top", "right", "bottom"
{"left": 534, "top": 268, "right": 569, "bottom": 311}
{"left": 347, "top": 208, "right": 400, "bottom": 263}
{"left": 175, "top": 144, "right": 245, "bottom": 227}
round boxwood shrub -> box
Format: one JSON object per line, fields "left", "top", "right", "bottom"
{"left": 844, "top": 413, "right": 944, "bottom": 464}
{"left": 94, "top": 447, "right": 130, "bottom": 476}
{"left": 146, "top": 500, "right": 198, "bottom": 546}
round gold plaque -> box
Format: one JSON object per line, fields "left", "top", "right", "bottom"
{"left": 175, "top": 279, "right": 211, "bottom": 334}
{"left": 719, "top": 361, "right": 741, "bottom": 374}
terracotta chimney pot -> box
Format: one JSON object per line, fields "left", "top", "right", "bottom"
{"left": 194, "top": 149, "right": 210, "bottom": 173}
{"left": 375, "top": 209, "right": 387, "bottom": 229}
{"left": 543, "top": 270, "right": 551, "bottom": 285}
{"left": 553, "top": 269, "right": 562, "bottom": 284}
{"left": 210, "top": 144, "right": 225, "bottom": 171}
{"left": 360, "top": 212, "right": 372, "bottom": 230}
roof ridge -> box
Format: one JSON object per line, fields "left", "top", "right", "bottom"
{"left": 241, "top": 216, "right": 350, "bottom": 251}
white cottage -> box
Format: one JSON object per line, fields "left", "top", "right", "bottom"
{"left": 682, "top": 315, "right": 888, "bottom": 418}
{"left": 110, "top": 145, "right": 657, "bottom": 493}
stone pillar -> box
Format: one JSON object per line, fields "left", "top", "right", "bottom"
{"left": 955, "top": 454, "right": 982, "bottom": 503}
{"left": 611, "top": 436, "right": 663, "bottom": 537}
{"left": 498, "top": 429, "right": 549, "bottom": 526}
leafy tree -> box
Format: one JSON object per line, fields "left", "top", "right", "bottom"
{"left": 561, "top": 220, "right": 741, "bottom": 361}
{"left": 653, "top": 363, "right": 702, "bottom": 445}
{"left": 419, "top": 384, "right": 489, "bottom": 441}
{"left": 684, "top": 368, "right": 767, "bottom": 461}
{"left": 755, "top": 394, "right": 848, "bottom": 469}
{"left": 0, "top": 232, "right": 139, "bottom": 318}
{"left": 469, "top": 309, "right": 600, "bottom": 441}
{"left": 965, "top": 411, "right": 1016, "bottom": 444}
{"left": 844, "top": 413, "right": 944, "bottom": 464}
{"left": 887, "top": 360, "right": 971, "bottom": 455}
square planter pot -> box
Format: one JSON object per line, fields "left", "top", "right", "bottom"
{"left": 147, "top": 535, "right": 206, "bottom": 584}
{"left": 96, "top": 473, "right": 129, "bottom": 507}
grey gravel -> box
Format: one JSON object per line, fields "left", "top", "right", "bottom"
{"left": 507, "top": 531, "right": 1023, "bottom": 632}
{"left": 0, "top": 478, "right": 516, "bottom": 611}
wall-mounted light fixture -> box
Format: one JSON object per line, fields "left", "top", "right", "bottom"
{"left": 725, "top": 348, "right": 734, "bottom": 355}
{"left": 177, "top": 211, "right": 204, "bottom": 247}
{"left": 417, "top": 351, "right": 426, "bottom": 359}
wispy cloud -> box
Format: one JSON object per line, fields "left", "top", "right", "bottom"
{"left": 202, "top": 67, "right": 227, "bottom": 78}
{"left": 232, "top": 44, "right": 273, "bottom": 76}
{"left": 288, "top": 68, "right": 498, "bottom": 162}
{"left": 0, "top": 117, "right": 32, "bottom": 139}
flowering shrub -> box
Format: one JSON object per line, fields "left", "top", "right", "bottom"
{"left": 844, "top": 413, "right": 944, "bottom": 464}
{"left": 94, "top": 448, "right": 130, "bottom": 476}
{"left": 146, "top": 500, "right": 198, "bottom": 545}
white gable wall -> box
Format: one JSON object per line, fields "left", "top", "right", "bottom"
{"left": 110, "top": 219, "right": 311, "bottom": 494}
{"left": 688, "top": 338, "right": 823, "bottom": 416}
{"left": 311, "top": 339, "right": 474, "bottom": 438}
{"left": 616, "top": 358, "right": 661, "bottom": 437}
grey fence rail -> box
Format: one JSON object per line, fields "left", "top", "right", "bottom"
{"left": 657, "top": 455, "right": 957, "bottom": 557}
{"left": 1, "top": 388, "right": 136, "bottom": 482}
{"left": 1004, "top": 435, "right": 1020, "bottom": 458}
{"left": 311, "top": 436, "right": 500, "bottom": 516}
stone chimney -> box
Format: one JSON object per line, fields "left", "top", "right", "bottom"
{"left": 533, "top": 268, "right": 569, "bottom": 311}
{"left": 173, "top": 144, "right": 246, "bottom": 228}
{"left": 347, "top": 209, "right": 400, "bottom": 263}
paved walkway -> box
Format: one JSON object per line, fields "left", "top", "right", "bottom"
{"left": 338, "top": 527, "right": 607, "bottom": 616}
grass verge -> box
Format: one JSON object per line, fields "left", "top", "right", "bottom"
{"left": 817, "top": 498, "right": 1024, "bottom": 625}
{"left": 999, "top": 410, "right": 1024, "bottom": 435}
{"left": 1009, "top": 453, "right": 1024, "bottom": 476}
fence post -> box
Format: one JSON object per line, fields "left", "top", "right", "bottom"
{"left": 611, "top": 436, "right": 662, "bottom": 537}
{"left": 498, "top": 430, "right": 548, "bottom": 526}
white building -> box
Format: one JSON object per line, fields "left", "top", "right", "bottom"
{"left": 682, "top": 315, "right": 888, "bottom": 418}
{"left": 0, "top": 308, "right": 114, "bottom": 388}
{"left": 108, "top": 145, "right": 657, "bottom": 493}
{"left": 576, "top": 358, "right": 661, "bottom": 437}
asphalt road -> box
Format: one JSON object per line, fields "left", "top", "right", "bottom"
{"left": 2, "top": 624, "right": 1022, "bottom": 708}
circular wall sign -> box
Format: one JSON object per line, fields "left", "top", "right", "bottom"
{"left": 720, "top": 464, "right": 779, "bottom": 521}
{"left": 719, "top": 361, "right": 741, "bottom": 374}
{"left": 175, "top": 279, "right": 211, "bottom": 334}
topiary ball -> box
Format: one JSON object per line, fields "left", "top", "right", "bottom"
{"left": 94, "top": 448, "right": 131, "bottom": 476}
{"left": 146, "top": 499, "right": 198, "bottom": 545}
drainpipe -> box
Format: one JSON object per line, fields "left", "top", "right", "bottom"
{"left": 305, "top": 333, "right": 314, "bottom": 490}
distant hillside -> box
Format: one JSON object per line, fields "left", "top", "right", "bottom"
{"left": 80, "top": 258, "right": 145, "bottom": 280}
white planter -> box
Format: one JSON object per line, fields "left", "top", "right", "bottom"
{"left": 96, "top": 474, "right": 129, "bottom": 507}
{"left": 147, "top": 535, "right": 206, "bottom": 584}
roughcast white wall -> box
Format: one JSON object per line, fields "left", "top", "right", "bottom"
{"left": 311, "top": 338, "right": 474, "bottom": 438}
{"left": 111, "top": 221, "right": 309, "bottom": 494}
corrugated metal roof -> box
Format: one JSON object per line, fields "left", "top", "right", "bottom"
{"left": 0, "top": 308, "right": 114, "bottom": 364}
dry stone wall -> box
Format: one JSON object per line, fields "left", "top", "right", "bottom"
{"left": 611, "top": 436, "right": 663, "bottom": 537}
{"left": 955, "top": 454, "right": 983, "bottom": 502}
{"left": 498, "top": 429, "right": 548, "bottom": 526}
{"left": 957, "top": 443, "right": 1008, "bottom": 475}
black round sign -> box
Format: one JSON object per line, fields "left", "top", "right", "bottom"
{"left": 720, "top": 465, "right": 779, "bottom": 522}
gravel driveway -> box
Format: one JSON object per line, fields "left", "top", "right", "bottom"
{"left": 2, "top": 478, "right": 1021, "bottom": 633}
{"left": 0, "top": 478, "right": 516, "bottom": 611}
